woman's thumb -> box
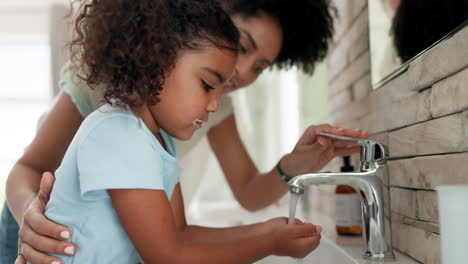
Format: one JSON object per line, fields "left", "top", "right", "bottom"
{"left": 39, "top": 172, "right": 56, "bottom": 199}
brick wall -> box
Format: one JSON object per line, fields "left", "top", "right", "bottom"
{"left": 306, "top": 1, "right": 468, "bottom": 263}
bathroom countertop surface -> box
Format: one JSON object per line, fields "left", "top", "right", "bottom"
{"left": 188, "top": 202, "right": 420, "bottom": 264}
{"left": 308, "top": 209, "right": 420, "bottom": 264}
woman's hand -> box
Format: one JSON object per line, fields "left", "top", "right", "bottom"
{"left": 15, "top": 172, "right": 75, "bottom": 264}
{"left": 281, "top": 124, "right": 368, "bottom": 177}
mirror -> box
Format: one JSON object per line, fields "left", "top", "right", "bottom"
{"left": 369, "top": 0, "right": 467, "bottom": 89}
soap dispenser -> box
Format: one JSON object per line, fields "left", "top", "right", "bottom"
{"left": 335, "top": 156, "right": 362, "bottom": 235}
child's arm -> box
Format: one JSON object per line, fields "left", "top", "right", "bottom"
{"left": 109, "top": 188, "right": 271, "bottom": 263}
{"left": 182, "top": 221, "right": 282, "bottom": 244}
{"left": 109, "top": 187, "right": 320, "bottom": 264}
{"left": 169, "top": 185, "right": 292, "bottom": 244}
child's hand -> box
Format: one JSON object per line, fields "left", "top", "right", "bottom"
{"left": 263, "top": 217, "right": 323, "bottom": 233}
{"left": 291, "top": 219, "right": 323, "bottom": 233}
{"left": 271, "top": 223, "right": 321, "bottom": 258}
{"left": 263, "top": 217, "right": 288, "bottom": 232}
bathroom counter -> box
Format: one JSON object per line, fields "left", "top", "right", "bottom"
{"left": 302, "top": 208, "right": 420, "bottom": 264}
{"left": 187, "top": 201, "right": 420, "bottom": 264}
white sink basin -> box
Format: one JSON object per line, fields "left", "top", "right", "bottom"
{"left": 188, "top": 202, "right": 359, "bottom": 264}
{"left": 254, "top": 235, "right": 357, "bottom": 264}
{"left": 188, "top": 202, "right": 419, "bottom": 264}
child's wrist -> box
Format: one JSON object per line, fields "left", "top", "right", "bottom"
{"left": 262, "top": 218, "right": 288, "bottom": 234}
{"left": 265, "top": 231, "right": 278, "bottom": 256}
{"left": 255, "top": 221, "right": 273, "bottom": 237}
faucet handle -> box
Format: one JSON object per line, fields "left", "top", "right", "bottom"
{"left": 316, "top": 132, "right": 369, "bottom": 145}
{"left": 316, "top": 132, "right": 388, "bottom": 164}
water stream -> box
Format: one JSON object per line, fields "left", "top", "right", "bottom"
{"left": 288, "top": 192, "right": 301, "bottom": 224}
{"left": 289, "top": 192, "right": 306, "bottom": 264}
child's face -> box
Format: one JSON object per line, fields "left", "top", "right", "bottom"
{"left": 149, "top": 45, "right": 237, "bottom": 140}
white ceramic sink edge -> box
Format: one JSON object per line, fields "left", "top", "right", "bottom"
{"left": 187, "top": 202, "right": 420, "bottom": 264}
{"left": 254, "top": 234, "right": 358, "bottom": 264}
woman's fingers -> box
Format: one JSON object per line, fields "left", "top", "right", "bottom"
{"left": 325, "top": 140, "right": 357, "bottom": 149}
{"left": 316, "top": 136, "right": 330, "bottom": 148}
{"left": 18, "top": 242, "right": 63, "bottom": 264}
{"left": 20, "top": 223, "right": 75, "bottom": 256}
{"left": 317, "top": 127, "right": 368, "bottom": 151}
{"left": 24, "top": 230, "right": 75, "bottom": 255}
{"left": 303, "top": 124, "right": 338, "bottom": 144}
{"left": 345, "top": 129, "right": 368, "bottom": 139}
{"left": 334, "top": 146, "right": 361, "bottom": 157}
{"left": 290, "top": 124, "right": 368, "bottom": 174}
{"left": 14, "top": 255, "right": 26, "bottom": 264}
{"left": 18, "top": 210, "right": 76, "bottom": 261}
{"left": 15, "top": 172, "right": 72, "bottom": 263}
{"left": 311, "top": 125, "right": 367, "bottom": 146}
{"left": 23, "top": 208, "right": 71, "bottom": 241}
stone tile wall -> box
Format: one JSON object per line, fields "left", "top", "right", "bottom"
{"left": 304, "top": 1, "right": 468, "bottom": 263}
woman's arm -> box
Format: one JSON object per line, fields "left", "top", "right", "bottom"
{"left": 109, "top": 185, "right": 320, "bottom": 264}
{"left": 207, "top": 115, "right": 367, "bottom": 211}
{"left": 7, "top": 92, "right": 83, "bottom": 263}
{"left": 6, "top": 92, "right": 83, "bottom": 222}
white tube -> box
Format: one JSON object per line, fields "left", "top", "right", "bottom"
{"left": 436, "top": 185, "right": 468, "bottom": 264}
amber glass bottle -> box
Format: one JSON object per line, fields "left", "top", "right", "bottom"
{"left": 335, "top": 156, "right": 362, "bottom": 235}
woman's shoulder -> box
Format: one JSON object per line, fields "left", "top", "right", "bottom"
{"left": 59, "top": 61, "right": 105, "bottom": 117}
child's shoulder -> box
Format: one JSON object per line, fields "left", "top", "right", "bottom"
{"left": 76, "top": 104, "right": 141, "bottom": 140}
{"left": 77, "top": 104, "right": 176, "bottom": 158}
{"left": 84, "top": 104, "right": 137, "bottom": 127}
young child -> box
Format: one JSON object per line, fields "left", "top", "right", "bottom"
{"left": 41, "top": 0, "right": 321, "bottom": 263}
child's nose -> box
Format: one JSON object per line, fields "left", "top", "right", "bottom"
{"left": 207, "top": 94, "right": 219, "bottom": 112}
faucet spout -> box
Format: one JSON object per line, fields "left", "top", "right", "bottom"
{"left": 289, "top": 168, "right": 395, "bottom": 261}
{"left": 291, "top": 133, "right": 395, "bottom": 261}
{"left": 289, "top": 171, "right": 375, "bottom": 194}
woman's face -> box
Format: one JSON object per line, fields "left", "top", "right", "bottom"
{"left": 224, "top": 12, "right": 283, "bottom": 92}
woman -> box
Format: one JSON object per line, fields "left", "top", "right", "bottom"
{"left": 1, "top": 0, "right": 367, "bottom": 263}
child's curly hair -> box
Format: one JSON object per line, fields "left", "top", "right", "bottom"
{"left": 220, "top": 0, "right": 336, "bottom": 75}
{"left": 70, "top": 0, "right": 239, "bottom": 106}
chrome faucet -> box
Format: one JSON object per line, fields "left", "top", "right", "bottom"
{"left": 289, "top": 132, "right": 395, "bottom": 261}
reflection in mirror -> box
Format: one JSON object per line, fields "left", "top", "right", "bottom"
{"left": 369, "top": 0, "right": 467, "bottom": 88}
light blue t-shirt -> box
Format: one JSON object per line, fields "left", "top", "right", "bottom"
{"left": 43, "top": 104, "right": 180, "bottom": 263}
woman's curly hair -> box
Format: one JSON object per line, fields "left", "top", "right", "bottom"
{"left": 220, "top": 0, "right": 336, "bottom": 75}
{"left": 70, "top": 0, "right": 239, "bottom": 106}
